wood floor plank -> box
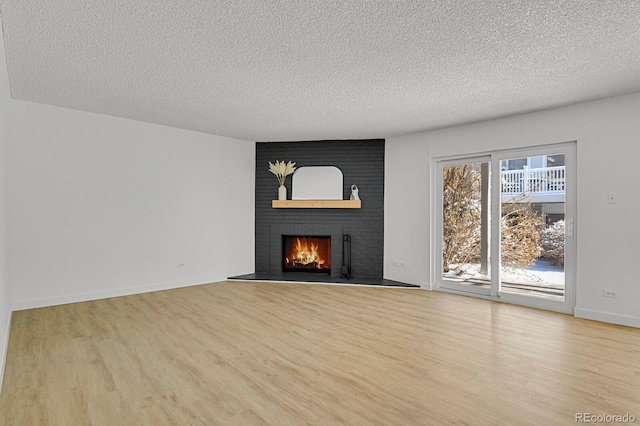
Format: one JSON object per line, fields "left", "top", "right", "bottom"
{"left": 1, "top": 280, "right": 638, "bottom": 425}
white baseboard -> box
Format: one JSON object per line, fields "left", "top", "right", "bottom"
{"left": 574, "top": 307, "right": 640, "bottom": 328}
{"left": 11, "top": 278, "right": 223, "bottom": 311}
{"left": 0, "top": 305, "right": 12, "bottom": 394}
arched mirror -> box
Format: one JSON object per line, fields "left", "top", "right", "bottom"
{"left": 292, "top": 166, "right": 343, "bottom": 200}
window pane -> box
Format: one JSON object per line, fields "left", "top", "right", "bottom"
{"left": 503, "top": 158, "right": 527, "bottom": 170}
{"left": 547, "top": 154, "right": 565, "bottom": 167}
{"left": 442, "top": 162, "right": 490, "bottom": 288}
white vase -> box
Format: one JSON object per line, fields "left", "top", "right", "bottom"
{"left": 278, "top": 185, "right": 287, "bottom": 200}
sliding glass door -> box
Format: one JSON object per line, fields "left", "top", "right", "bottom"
{"left": 436, "top": 156, "right": 492, "bottom": 296}
{"left": 435, "top": 143, "right": 575, "bottom": 314}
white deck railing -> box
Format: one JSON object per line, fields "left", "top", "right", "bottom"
{"left": 501, "top": 166, "right": 565, "bottom": 200}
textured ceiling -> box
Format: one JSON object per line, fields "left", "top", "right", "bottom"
{"left": 1, "top": 1, "right": 639, "bottom": 142}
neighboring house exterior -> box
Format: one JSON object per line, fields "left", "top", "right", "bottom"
{"left": 501, "top": 154, "right": 565, "bottom": 225}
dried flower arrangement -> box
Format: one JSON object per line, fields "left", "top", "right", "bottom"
{"left": 268, "top": 161, "right": 296, "bottom": 187}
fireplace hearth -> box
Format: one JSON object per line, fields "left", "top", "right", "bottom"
{"left": 282, "top": 235, "right": 331, "bottom": 273}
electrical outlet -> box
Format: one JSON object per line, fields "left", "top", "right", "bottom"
{"left": 398, "top": 261, "right": 407, "bottom": 267}
{"left": 177, "top": 262, "right": 186, "bottom": 268}
{"left": 392, "top": 260, "right": 400, "bottom": 266}
{"left": 603, "top": 289, "right": 618, "bottom": 298}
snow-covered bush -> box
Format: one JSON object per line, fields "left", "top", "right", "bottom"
{"left": 541, "top": 220, "right": 565, "bottom": 266}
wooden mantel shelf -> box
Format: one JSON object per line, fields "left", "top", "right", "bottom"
{"left": 272, "top": 199, "right": 361, "bottom": 209}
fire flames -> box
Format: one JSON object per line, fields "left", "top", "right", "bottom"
{"left": 285, "top": 237, "right": 330, "bottom": 270}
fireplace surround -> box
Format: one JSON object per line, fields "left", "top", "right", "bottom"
{"left": 270, "top": 224, "right": 343, "bottom": 278}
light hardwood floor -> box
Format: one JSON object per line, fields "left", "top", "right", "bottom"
{"left": 0, "top": 281, "right": 638, "bottom": 425}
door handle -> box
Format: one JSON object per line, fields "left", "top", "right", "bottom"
{"left": 566, "top": 218, "right": 574, "bottom": 237}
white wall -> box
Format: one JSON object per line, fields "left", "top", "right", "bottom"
{"left": 0, "top": 16, "right": 11, "bottom": 389}
{"left": 385, "top": 92, "right": 640, "bottom": 327}
{"left": 8, "top": 101, "right": 255, "bottom": 309}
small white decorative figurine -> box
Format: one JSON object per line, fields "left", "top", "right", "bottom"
{"left": 350, "top": 184, "right": 360, "bottom": 201}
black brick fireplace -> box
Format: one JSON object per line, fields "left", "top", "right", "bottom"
{"left": 256, "top": 139, "right": 384, "bottom": 280}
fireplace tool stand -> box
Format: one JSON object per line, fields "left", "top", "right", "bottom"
{"left": 341, "top": 234, "right": 352, "bottom": 279}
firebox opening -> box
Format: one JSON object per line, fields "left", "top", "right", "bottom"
{"left": 282, "top": 235, "right": 331, "bottom": 273}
